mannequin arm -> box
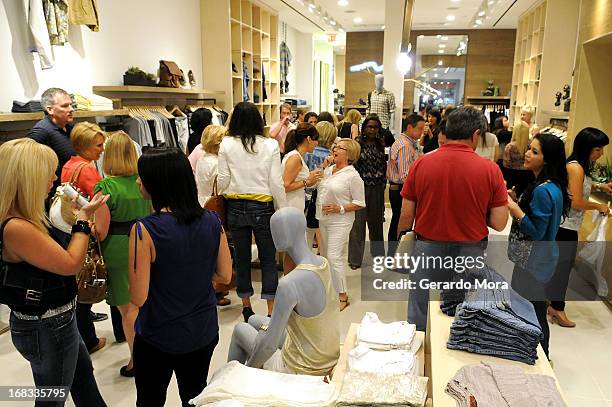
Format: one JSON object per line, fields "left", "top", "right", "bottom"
{"left": 389, "top": 111, "right": 396, "bottom": 134}
{"left": 246, "top": 278, "right": 298, "bottom": 368}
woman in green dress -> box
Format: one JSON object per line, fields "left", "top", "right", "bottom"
{"left": 94, "top": 131, "right": 151, "bottom": 377}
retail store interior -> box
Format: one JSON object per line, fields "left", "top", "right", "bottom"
{"left": 0, "top": 0, "right": 611, "bottom": 406}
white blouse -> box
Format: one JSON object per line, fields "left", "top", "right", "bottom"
{"left": 475, "top": 132, "right": 499, "bottom": 161}
{"left": 281, "top": 149, "right": 310, "bottom": 211}
{"left": 316, "top": 165, "right": 365, "bottom": 225}
{"left": 195, "top": 152, "right": 218, "bottom": 207}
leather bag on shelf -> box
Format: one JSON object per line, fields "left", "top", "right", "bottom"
{"left": 158, "top": 60, "right": 184, "bottom": 88}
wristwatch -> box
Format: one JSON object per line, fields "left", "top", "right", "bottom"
{"left": 339, "top": 205, "right": 345, "bottom": 215}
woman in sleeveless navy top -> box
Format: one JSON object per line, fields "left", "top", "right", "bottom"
{"left": 0, "top": 139, "right": 108, "bottom": 407}
{"left": 128, "top": 148, "right": 232, "bottom": 407}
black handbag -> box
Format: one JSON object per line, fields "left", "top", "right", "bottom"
{"left": 507, "top": 218, "right": 533, "bottom": 270}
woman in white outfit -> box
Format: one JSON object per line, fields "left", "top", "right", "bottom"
{"left": 317, "top": 138, "right": 365, "bottom": 310}
{"left": 195, "top": 125, "right": 227, "bottom": 206}
{"left": 281, "top": 123, "right": 323, "bottom": 272}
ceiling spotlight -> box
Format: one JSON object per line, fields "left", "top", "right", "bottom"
{"left": 446, "top": 15, "right": 455, "bottom": 21}
{"left": 308, "top": 2, "right": 316, "bottom": 9}
{"left": 438, "top": 60, "right": 443, "bottom": 66}
{"left": 438, "top": 44, "right": 446, "bottom": 48}
{"left": 338, "top": 0, "right": 349, "bottom": 6}
{"left": 441, "top": 36, "right": 448, "bottom": 41}
{"left": 438, "top": 49, "right": 444, "bottom": 54}
{"left": 434, "top": 73, "right": 438, "bottom": 77}
{"left": 436, "top": 35, "right": 442, "bottom": 38}
{"left": 323, "top": 14, "right": 328, "bottom": 21}
{"left": 475, "top": 19, "right": 483, "bottom": 25}
{"left": 381, "top": 25, "right": 385, "bottom": 29}
{"left": 418, "top": 35, "right": 425, "bottom": 38}
{"left": 353, "top": 16, "right": 362, "bottom": 23}
{"left": 478, "top": 10, "right": 486, "bottom": 17}
{"left": 433, "top": 68, "right": 438, "bottom": 71}
{"left": 331, "top": 20, "right": 337, "bottom": 26}
{"left": 434, "top": 81, "right": 438, "bottom": 84}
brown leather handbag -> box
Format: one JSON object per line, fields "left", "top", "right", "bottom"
{"left": 76, "top": 231, "right": 108, "bottom": 304}
{"left": 158, "top": 60, "right": 184, "bottom": 88}
{"left": 204, "top": 176, "right": 227, "bottom": 226}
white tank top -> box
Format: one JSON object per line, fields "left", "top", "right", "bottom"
{"left": 281, "top": 149, "right": 309, "bottom": 211}
{"left": 561, "top": 161, "right": 592, "bottom": 231}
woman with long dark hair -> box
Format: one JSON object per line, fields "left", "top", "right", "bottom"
{"left": 129, "top": 148, "right": 232, "bottom": 406}
{"left": 507, "top": 133, "right": 570, "bottom": 359}
{"left": 548, "top": 128, "right": 611, "bottom": 327}
{"left": 421, "top": 108, "right": 442, "bottom": 153}
{"left": 348, "top": 115, "right": 386, "bottom": 269}
{"left": 217, "top": 102, "right": 287, "bottom": 321}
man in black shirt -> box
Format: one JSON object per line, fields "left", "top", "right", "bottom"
{"left": 28, "top": 87, "right": 76, "bottom": 196}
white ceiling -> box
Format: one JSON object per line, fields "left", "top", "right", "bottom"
{"left": 259, "top": 0, "right": 540, "bottom": 33}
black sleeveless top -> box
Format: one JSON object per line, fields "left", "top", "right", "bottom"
{"left": 0, "top": 218, "right": 77, "bottom": 315}
{"left": 339, "top": 122, "right": 352, "bottom": 139}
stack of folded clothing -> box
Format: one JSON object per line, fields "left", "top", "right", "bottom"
{"left": 12, "top": 100, "right": 43, "bottom": 112}
{"left": 358, "top": 312, "right": 416, "bottom": 350}
{"left": 336, "top": 370, "right": 428, "bottom": 407}
{"left": 446, "top": 361, "right": 565, "bottom": 407}
{"left": 189, "top": 361, "right": 338, "bottom": 407}
{"left": 348, "top": 344, "right": 417, "bottom": 375}
{"left": 71, "top": 93, "right": 114, "bottom": 111}
{"left": 440, "top": 289, "right": 465, "bottom": 317}
{"left": 447, "top": 270, "right": 543, "bottom": 365}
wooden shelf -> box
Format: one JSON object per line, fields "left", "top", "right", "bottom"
{"left": 232, "top": 75, "right": 242, "bottom": 79}
{"left": 0, "top": 109, "right": 129, "bottom": 123}
{"left": 93, "top": 86, "right": 223, "bottom": 96}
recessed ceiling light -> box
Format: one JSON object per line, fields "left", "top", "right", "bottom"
{"left": 438, "top": 49, "right": 444, "bottom": 54}
{"left": 433, "top": 68, "right": 438, "bottom": 71}
{"left": 489, "top": 0, "right": 495, "bottom": 4}
{"left": 437, "top": 35, "right": 442, "bottom": 38}
{"left": 441, "top": 36, "right": 448, "bottom": 41}
{"left": 446, "top": 15, "right": 455, "bottom": 21}
{"left": 418, "top": 35, "right": 425, "bottom": 38}
{"left": 434, "top": 81, "right": 438, "bottom": 84}
{"left": 438, "top": 60, "right": 443, "bottom": 66}
{"left": 473, "top": 24, "right": 478, "bottom": 28}
{"left": 309, "top": 7, "right": 315, "bottom": 13}
{"left": 438, "top": 44, "right": 446, "bottom": 48}
{"left": 331, "top": 20, "right": 337, "bottom": 26}
{"left": 478, "top": 10, "right": 486, "bottom": 17}
{"left": 381, "top": 25, "right": 385, "bottom": 29}
{"left": 338, "top": 0, "right": 349, "bottom": 6}
{"left": 308, "top": 3, "right": 316, "bottom": 9}
{"left": 434, "top": 74, "right": 438, "bottom": 77}
{"left": 353, "top": 16, "right": 362, "bottom": 23}
{"left": 475, "top": 19, "right": 483, "bottom": 25}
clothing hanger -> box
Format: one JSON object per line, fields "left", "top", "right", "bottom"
{"left": 168, "top": 105, "right": 186, "bottom": 117}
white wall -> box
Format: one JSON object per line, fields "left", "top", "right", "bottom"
{"left": 278, "top": 19, "right": 313, "bottom": 106}
{"left": 0, "top": 0, "right": 202, "bottom": 111}
{"left": 335, "top": 54, "right": 345, "bottom": 95}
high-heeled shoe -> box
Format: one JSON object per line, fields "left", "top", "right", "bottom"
{"left": 242, "top": 307, "right": 255, "bottom": 323}
{"left": 547, "top": 306, "right": 576, "bottom": 328}
{"left": 339, "top": 298, "right": 350, "bottom": 312}
{"left": 120, "top": 365, "right": 135, "bottom": 378}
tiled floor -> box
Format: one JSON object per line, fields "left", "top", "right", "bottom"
{"left": 0, "top": 209, "right": 610, "bottom": 406}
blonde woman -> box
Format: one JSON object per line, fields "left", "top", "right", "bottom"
{"left": 196, "top": 125, "right": 227, "bottom": 206}
{"left": 503, "top": 121, "right": 534, "bottom": 197}
{"left": 94, "top": 131, "right": 151, "bottom": 377}
{"left": 317, "top": 138, "right": 365, "bottom": 310}
{"left": 338, "top": 109, "right": 362, "bottom": 139}
{"left": 61, "top": 121, "right": 107, "bottom": 354}
{"left": 0, "top": 139, "right": 108, "bottom": 406}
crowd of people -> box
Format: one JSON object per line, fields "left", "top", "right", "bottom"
{"left": 0, "top": 86, "right": 610, "bottom": 406}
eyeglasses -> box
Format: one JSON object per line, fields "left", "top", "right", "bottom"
{"left": 333, "top": 145, "right": 347, "bottom": 151}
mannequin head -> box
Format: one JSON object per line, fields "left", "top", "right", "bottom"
{"left": 375, "top": 74, "right": 384, "bottom": 91}
{"left": 270, "top": 207, "right": 307, "bottom": 252}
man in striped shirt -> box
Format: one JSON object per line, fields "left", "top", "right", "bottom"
{"left": 386, "top": 113, "right": 425, "bottom": 256}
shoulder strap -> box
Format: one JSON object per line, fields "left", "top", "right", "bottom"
{"left": 211, "top": 175, "right": 218, "bottom": 197}
{"left": 70, "top": 162, "right": 89, "bottom": 185}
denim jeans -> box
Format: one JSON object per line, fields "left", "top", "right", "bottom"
{"left": 386, "top": 186, "right": 403, "bottom": 257}
{"left": 10, "top": 308, "right": 106, "bottom": 407}
{"left": 227, "top": 199, "right": 278, "bottom": 300}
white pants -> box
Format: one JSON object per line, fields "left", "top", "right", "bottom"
{"left": 319, "top": 221, "right": 352, "bottom": 294}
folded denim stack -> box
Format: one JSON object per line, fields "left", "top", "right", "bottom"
{"left": 447, "top": 270, "right": 543, "bottom": 365}
{"left": 446, "top": 361, "right": 565, "bottom": 407}
{"left": 440, "top": 289, "right": 464, "bottom": 316}
{"left": 11, "top": 100, "right": 43, "bottom": 112}
{"left": 358, "top": 312, "right": 416, "bottom": 350}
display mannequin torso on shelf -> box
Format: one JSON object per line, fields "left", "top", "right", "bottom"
{"left": 367, "top": 74, "right": 396, "bottom": 137}
{"left": 227, "top": 207, "right": 340, "bottom": 376}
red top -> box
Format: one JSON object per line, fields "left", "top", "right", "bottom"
{"left": 61, "top": 156, "right": 102, "bottom": 199}
{"left": 401, "top": 143, "right": 507, "bottom": 241}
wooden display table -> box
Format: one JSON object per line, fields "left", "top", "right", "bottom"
{"left": 331, "top": 322, "right": 425, "bottom": 387}
{"left": 425, "top": 301, "right": 567, "bottom": 406}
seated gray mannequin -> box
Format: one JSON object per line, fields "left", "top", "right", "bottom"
{"left": 227, "top": 207, "right": 339, "bottom": 375}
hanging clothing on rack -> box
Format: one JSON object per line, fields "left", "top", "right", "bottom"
{"left": 22, "top": 0, "right": 54, "bottom": 69}
{"left": 242, "top": 61, "right": 250, "bottom": 102}
{"left": 279, "top": 41, "right": 292, "bottom": 94}
{"left": 124, "top": 117, "right": 154, "bottom": 148}
{"left": 43, "top": 0, "right": 69, "bottom": 46}
{"left": 174, "top": 116, "right": 189, "bottom": 153}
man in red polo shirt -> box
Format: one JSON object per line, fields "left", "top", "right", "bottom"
{"left": 397, "top": 106, "right": 508, "bottom": 330}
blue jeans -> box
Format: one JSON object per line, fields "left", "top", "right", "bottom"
{"left": 227, "top": 199, "right": 278, "bottom": 300}
{"left": 10, "top": 308, "right": 106, "bottom": 407}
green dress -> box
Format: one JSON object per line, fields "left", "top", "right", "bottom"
{"left": 94, "top": 175, "right": 151, "bottom": 306}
